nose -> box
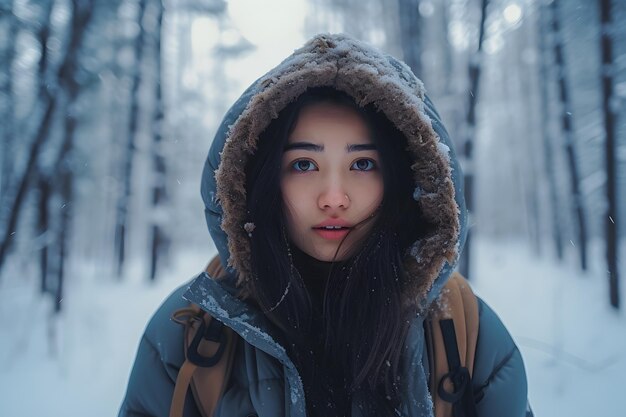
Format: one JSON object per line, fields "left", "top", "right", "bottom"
{"left": 318, "top": 181, "right": 350, "bottom": 210}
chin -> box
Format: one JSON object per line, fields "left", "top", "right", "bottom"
{"left": 309, "top": 252, "right": 333, "bottom": 262}
{"left": 311, "top": 248, "right": 350, "bottom": 262}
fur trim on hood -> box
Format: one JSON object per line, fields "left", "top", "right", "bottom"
{"left": 202, "top": 33, "right": 467, "bottom": 307}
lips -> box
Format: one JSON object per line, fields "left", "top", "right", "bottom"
{"left": 312, "top": 220, "right": 353, "bottom": 240}
{"left": 314, "top": 219, "right": 353, "bottom": 228}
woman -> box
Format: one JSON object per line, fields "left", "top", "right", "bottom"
{"left": 119, "top": 34, "right": 531, "bottom": 417}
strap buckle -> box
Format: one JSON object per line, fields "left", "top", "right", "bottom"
{"left": 438, "top": 366, "right": 470, "bottom": 403}
{"left": 187, "top": 317, "right": 227, "bottom": 367}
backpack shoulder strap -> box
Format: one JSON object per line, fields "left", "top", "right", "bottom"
{"left": 169, "top": 255, "right": 237, "bottom": 417}
{"left": 425, "top": 272, "right": 479, "bottom": 417}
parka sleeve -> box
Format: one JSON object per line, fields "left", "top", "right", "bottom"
{"left": 471, "top": 298, "right": 533, "bottom": 417}
{"left": 118, "top": 285, "right": 200, "bottom": 417}
{"left": 118, "top": 333, "right": 177, "bottom": 417}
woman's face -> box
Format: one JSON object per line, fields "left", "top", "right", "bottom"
{"left": 280, "top": 102, "right": 384, "bottom": 261}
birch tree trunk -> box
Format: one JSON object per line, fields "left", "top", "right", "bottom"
{"left": 38, "top": 176, "right": 52, "bottom": 293}
{"left": 54, "top": 99, "right": 78, "bottom": 313}
{"left": 48, "top": 0, "right": 95, "bottom": 313}
{"left": 52, "top": 42, "right": 83, "bottom": 312}
{"left": 0, "top": 0, "right": 18, "bottom": 198}
{"left": 115, "top": 0, "right": 148, "bottom": 277}
{"left": 33, "top": 0, "right": 56, "bottom": 295}
{"left": 397, "top": 0, "right": 422, "bottom": 76}
{"left": 0, "top": 0, "right": 94, "bottom": 274}
{"left": 440, "top": 0, "right": 454, "bottom": 96}
{"left": 514, "top": 19, "right": 542, "bottom": 255}
{"left": 550, "top": 0, "right": 588, "bottom": 271}
{"left": 538, "top": 2, "right": 564, "bottom": 260}
{"left": 149, "top": 1, "right": 168, "bottom": 281}
{"left": 459, "top": 0, "right": 488, "bottom": 279}
{"left": 598, "top": 0, "right": 619, "bottom": 309}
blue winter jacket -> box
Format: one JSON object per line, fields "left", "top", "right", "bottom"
{"left": 119, "top": 34, "right": 532, "bottom": 417}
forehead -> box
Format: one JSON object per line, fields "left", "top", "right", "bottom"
{"left": 288, "top": 102, "right": 372, "bottom": 143}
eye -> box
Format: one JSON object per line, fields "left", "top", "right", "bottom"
{"left": 291, "top": 159, "right": 317, "bottom": 172}
{"left": 351, "top": 158, "right": 376, "bottom": 171}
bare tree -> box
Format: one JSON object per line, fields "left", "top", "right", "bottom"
{"left": 32, "top": 0, "right": 56, "bottom": 295}
{"left": 459, "top": 0, "right": 488, "bottom": 279}
{"left": 0, "top": 0, "right": 18, "bottom": 197}
{"left": 397, "top": 0, "right": 422, "bottom": 76}
{"left": 0, "top": 0, "right": 94, "bottom": 274}
{"left": 37, "top": 176, "right": 52, "bottom": 293}
{"left": 513, "top": 16, "right": 543, "bottom": 255}
{"left": 50, "top": 22, "right": 86, "bottom": 311}
{"left": 440, "top": 0, "right": 454, "bottom": 96}
{"left": 549, "top": 0, "right": 588, "bottom": 271}
{"left": 149, "top": 0, "right": 169, "bottom": 281}
{"left": 538, "top": 2, "right": 564, "bottom": 261}
{"left": 598, "top": 0, "right": 619, "bottom": 309}
{"left": 51, "top": 115, "right": 76, "bottom": 312}
{"left": 115, "top": 0, "right": 148, "bottom": 277}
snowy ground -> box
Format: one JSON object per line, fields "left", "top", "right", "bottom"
{"left": 0, "top": 237, "right": 624, "bottom": 417}
{"left": 472, "top": 239, "right": 625, "bottom": 417}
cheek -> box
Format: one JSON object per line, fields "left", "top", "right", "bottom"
{"left": 280, "top": 180, "right": 305, "bottom": 227}
{"left": 357, "top": 177, "right": 384, "bottom": 208}
{"left": 373, "top": 177, "right": 383, "bottom": 202}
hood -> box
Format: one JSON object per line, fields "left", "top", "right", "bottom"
{"left": 201, "top": 33, "right": 467, "bottom": 307}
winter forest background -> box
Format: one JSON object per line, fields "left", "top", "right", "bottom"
{"left": 1, "top": 0, "right": 625, "bottom": 416}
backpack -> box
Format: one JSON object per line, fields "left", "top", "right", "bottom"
{"left": 170, "top": 256, "right": 479, "bottom": 417}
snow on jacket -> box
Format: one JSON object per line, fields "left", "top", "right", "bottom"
{"left": 118, "top": 33, "right": 531, "bottom": 417}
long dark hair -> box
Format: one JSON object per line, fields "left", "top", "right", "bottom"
{"left": 245, "top": 87, "right": 432, "bottom": 416}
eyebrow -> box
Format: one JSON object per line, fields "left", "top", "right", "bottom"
{"left": 284, "top": 141, "right": 377, "bottom": 152}
{"left": 347, "top": 143, "right": 377, "bottom": 152}
{"left": 283, "top": 142, "right": 323, "bottom": 152}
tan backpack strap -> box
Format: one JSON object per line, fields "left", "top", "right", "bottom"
{"left": 170, "top": 359, "right": 199, "bottom": 417}
{"left": 189, "top": 323, "right": 237, "bottom": 417}
{"left": 170, "top": 305, "right": 204, "bottom": 417}
{"left": 169, "top": 255, "right": 237, "bottom": 417}
{"left": 427, "top": 272, "right": 479, "bottom": 417}
{"left": 453, "top": 273, "right": 479, "bottom": 375}
{"left": 442, "top": 273, "right": 479, "bottom": 375}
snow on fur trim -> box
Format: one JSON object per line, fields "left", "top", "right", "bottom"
{"left": 215, "top": 33, "right": 459, "bottom": 305}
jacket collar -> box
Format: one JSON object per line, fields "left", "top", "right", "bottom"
{"left": 183, "top": 272, "right": 307, "bottom": 417}
{"left": 183, "top": 272, "right": 434, "bottom": 417}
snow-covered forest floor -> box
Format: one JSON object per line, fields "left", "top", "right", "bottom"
{"left": 473, "top": 239, "right": 625, "bottom": 417}
{"left": 0, "top": 237, "right": 624, "bottom": 417}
